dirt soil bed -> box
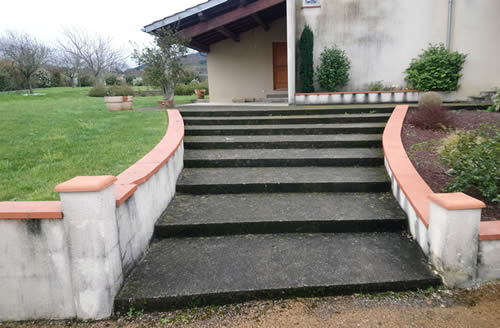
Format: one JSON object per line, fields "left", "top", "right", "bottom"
{"left": 3, "top": 284, "right": 500, "bottom": 328}
{"left": 402, "top": 109, "right": 499, "bottom": 221}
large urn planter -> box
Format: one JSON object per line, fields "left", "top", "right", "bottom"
{"left": 104, "top": 96, "right": 134, "bottom": 111}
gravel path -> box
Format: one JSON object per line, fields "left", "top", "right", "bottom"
{"left": 3, "top": 284, "right": 500, "bottom": 328}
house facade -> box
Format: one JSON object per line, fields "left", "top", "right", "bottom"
{"left": 143, "top": 0, "right": 500, "bottom": 104}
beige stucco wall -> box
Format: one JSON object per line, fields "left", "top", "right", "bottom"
{"left": 296, "top": 0, "right": 500, "bottom": 99}
{"left": 207, "top": 17, "right": 287, "bottom": 103}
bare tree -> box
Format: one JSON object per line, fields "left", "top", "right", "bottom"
{"left": 0, "top": 31, "right": 51, "bottom": 94}
{"left": 53, "top": 49, "right": 83, "bottom": 88}
{"left": 59, "top": 28, "right": 125, "bottom": 84}
{"left": 133, "top": 28, "right": 189, "bottom": 105}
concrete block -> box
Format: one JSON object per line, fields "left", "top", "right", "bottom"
{"left": 478, "top": 240, "right": 500, "bottom": 282}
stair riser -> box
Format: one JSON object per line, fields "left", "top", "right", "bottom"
{"left": 114, "top": 279, "right": 440, "bottom": 313}
{"left": 177, "top": 182, "right": 391, "bottom": 194}
{"left": 154, "top": 220, "right": 405, "bottom": 239}
{"left": 180, "top": 108, "right": 394, "bottom": 117}
{"left": 184, "top": 117, "right": 389, "bottom": 125}
{"left": 184, "top": 158, "right": 384, "bottom": 168}
{"left": 185, "top": 127, "right": 384, "bottom": 136}
{"left": 184, "top": 140, "right": 382, "bottom": 149}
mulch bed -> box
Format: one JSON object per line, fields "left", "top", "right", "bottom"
{"left": 401, "top": 109, "right": 500, "bottom": 221}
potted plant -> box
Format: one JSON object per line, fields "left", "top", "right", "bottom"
{"left": 104, "top": 85, "right": 134, "bottom": 111}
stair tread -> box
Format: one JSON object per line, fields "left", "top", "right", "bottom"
{"left": 158, "top": 193, "right": 404, "bottom": 227}
{"left": 115, "top": 232, "right": 439, "bottom": 309}
{"left": 178, "top": 167, "right": 388, "bottom": 186}
{"left": 185, "top": 134, "right": 382, "bottom": 143}
{"left": 183, "top": 113, "right": 391, "bottom": 121}
{"left": 185, "top": 122, "right": 386, "bottom": 130}
{"left": 184, "top": 148, "right": 383, "bottom": 161}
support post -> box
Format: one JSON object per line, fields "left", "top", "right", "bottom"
{"left": 428, "top": 193, "right": 485, "bottom": 287}
{"left": 286, "top": 0, "right": 296, "bottom": 105}
{"left": 55, "top": 176, "right": 123, "bottom": 319}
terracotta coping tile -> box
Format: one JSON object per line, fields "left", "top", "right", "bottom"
{"left": 480, "top": 222, "right": 500, "bottom": 241}
{"left": 0, "top": 201, "right": 62, "bottom": 219}
{"left": 54, "top": 176, "right": 117, "bottom": 193}
{"left": 116, "top": 163, "right": 161, "bottom": 186}
{"left": 115, "top": 184, "right": 138, "bottom": 207}
{"left": 296, "top": 90, "right": 419, "bottom": 96}
{"left": 429, "top": 193, "right": 487, "bottom": 211}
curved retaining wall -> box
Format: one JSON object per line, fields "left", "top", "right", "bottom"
{"left": 0, "top": 110, "right": 184, "bottom": 321}
{"left": 383, "top": 105, "right": 500, "bottom": 287}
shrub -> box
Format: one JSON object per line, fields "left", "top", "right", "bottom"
{"left": 299, "top": 25, "right": 314, "bottom": 93}
{"left": 405, "top": 44, "right": 467, "bottom": 92}
{"left": 79, "top": 75, "right": 95, "bottom": 87}
{"left": 316, "top": 47, "right": 350, "bottom": 92}
{"left": 367, "top": 81, "right": 384, "bottom": 91}
{"left": 125, "top": 75, "right": 135, "bottom": 85}
{"left": 107, "top": 85, "right": 134, "bottom": 96}
{"left": 175, "top": 81, "right": 209, "bottom": 96}
{"left": 406, "top": 105, "right": 454, "bottom": 130}
{"left": 34, "top": 68, "right": 51, "bottom": 88}
{"left": 439, "top": 125, "right": 500, "bottom": 202}
{"left": 105, "top": 75, "right": 119, "bottom": 86}
{"left": 418, "top": 91, "right": 442, "bottom": 108}
{"left": 88, "top": 84, "right": 107, "bottom": 97}
{"left": 0, "top": 67, "right": 10, "bottom": 91}
{"left": 488, "top": 91, "right": 500, "bottom": 112}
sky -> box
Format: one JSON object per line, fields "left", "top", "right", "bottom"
{"left": 0, "top": 0, "right": 204, "bottom": 66}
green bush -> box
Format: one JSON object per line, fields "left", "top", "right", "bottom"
{"left": 405, "top": 44, "right": 466, "bottom": 92}
{"left": 175, "top": 81, "right": 209, "bottom": 96}
{"left": 105, "top": 75, "right": 119, "bottom": 86}
{"left": 79, "top": 75, "right": 95, "bottom": 87}
{"left": 88, "top": 84, "right": 107, "bottom": 97}
{"left": 439, "top": 125, "right": 500, "bottom": 202}
{"left": 125, "top": 75, "right": 135, "bottom": 85}
{"left": 367, "top": 81, "right": 384, "bottom": 91}
{"left": 488, "top": 91, "right": 500, "bottom": 112}
{"left": 34, "top": 68, "right": 51, "bottom": 88}
{"left": 316, "top": 47, "right": 350, "bottom": 92}
{"left": 0, "top": 67, "right": 10, "bottom": 91}
{"left": 299, "top": 25, "right": 314, "bottom": 93}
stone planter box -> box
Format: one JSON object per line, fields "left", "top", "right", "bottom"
{"left": 104, "top": 96, "right": 134, "bottom": 111}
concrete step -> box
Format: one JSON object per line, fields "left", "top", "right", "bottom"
{"left": 179, "top": 106, "right": 395, "bottom": 117}
{"left": 480, "top": 91, "right": 497, "bottom": 97}
{"left": 184, "top": 123, "right": 386, "bottom": 136}
{"left": 183, "top": 113, "right": 391, "bottom": 125}
{"left": 184, "top": 134, "right": 382, "bottom": 149}
{"left": 155, "top": 193, "right": 405, "bottom": 238}
{"left": 115, "top": 232, "right": 440, "bottom": 312}
{"left": 177, "top": 167, "right": 390, "bottom": 194}
{"left": 266, "top": 94, "right": 288, "bottom": 99}
{"left": 184, "top": 148, "right": 384, "bottom": 167}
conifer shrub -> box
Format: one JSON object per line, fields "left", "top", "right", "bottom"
{"left": 299, "top": 25, "right": 314, "bottom": 93}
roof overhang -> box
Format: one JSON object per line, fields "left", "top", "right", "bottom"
{"left": 143, "top": 0, "right": 286, "bottom": 53}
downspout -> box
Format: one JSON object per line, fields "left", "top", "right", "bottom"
{"left": 446, "top": 0, "right": 454, "bottom": 49}
{"left": 286, "top": 0, "right": 296, "bottom": 105}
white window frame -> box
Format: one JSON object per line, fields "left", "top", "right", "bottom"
{"left": 303, "top": 0, "right": 320, "bottom": 8}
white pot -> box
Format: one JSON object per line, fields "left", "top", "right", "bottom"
{"left": 121, "top": 96, "right": 134, "bottom": 110}
{"left": 104, "top": 96, "right": 123, "bottom": 112}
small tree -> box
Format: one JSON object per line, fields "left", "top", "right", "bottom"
{"left": 133, "top": 28, "right": 189, "bottom": 105}
{"left": 298, "top": 25, "right": 314, "bottom": 93}
{"left": 316, "top": 47, "right": 351, "bottom": 92}
{"left": 0, "top": 31, "right": 51, "bottom": 94}
{"left": 405, "top": 44, "right": 466, "bottom": 92}
{"left": 54, "top": 49, "right": 83, "bottom": 88}
{"left": 59, "top": 28, "right": 125, "bottom": 84}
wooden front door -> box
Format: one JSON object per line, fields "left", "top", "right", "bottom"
{"left": 273, "top": 42, "right": 288, "bottom": 90}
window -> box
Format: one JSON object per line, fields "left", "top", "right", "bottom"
{"left": 303, "top": 0, "right": 320, "bottom": 8}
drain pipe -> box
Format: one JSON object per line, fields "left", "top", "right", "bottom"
{"left": 446, "top": 0, "right": 454, "bottom": 49}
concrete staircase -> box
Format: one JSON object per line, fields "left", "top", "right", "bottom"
{"left": 115, "top": 105, "right": 440, "bottom": 312}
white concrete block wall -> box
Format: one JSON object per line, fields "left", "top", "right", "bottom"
{"left": 0, "top": 220, "right": 75, "bottom": 321}
{"left": 478, "top": 240, "right": 500, "bottom": 282}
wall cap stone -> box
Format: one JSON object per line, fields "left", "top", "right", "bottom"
{"left": 429, "top": 193, "right": 486, "bottom": 211}
{"left": 54, "top": 176, "right": 117, "bottom": 193}
{"left": 480, "top": 222, "right": 500, "bottom": 241}
{"left": 0, "top": 201, "right": 62, "bottom": 219}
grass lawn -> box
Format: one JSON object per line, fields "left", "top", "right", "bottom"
{"left": 0, "top": 87, "right": 195, "bottom": 201}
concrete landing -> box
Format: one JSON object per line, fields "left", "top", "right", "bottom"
{"left": 177, "top": 167, "right": 390, "bottom": 193}
{"left": 115, "top": 233, "right": 440, "bottom": 312}
{"left": 155, "top": 193, "right": 405, "bottom": 237}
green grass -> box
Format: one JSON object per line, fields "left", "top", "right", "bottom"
{"left": 0, "top": 87, "right": 193, "bottom": 201}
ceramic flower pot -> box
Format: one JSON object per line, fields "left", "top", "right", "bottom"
{"left": 121, "top": 96, "right": 134, "bottom": 110}
{"left": 104, "top": 96, "right": 123, "bottom": 111}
